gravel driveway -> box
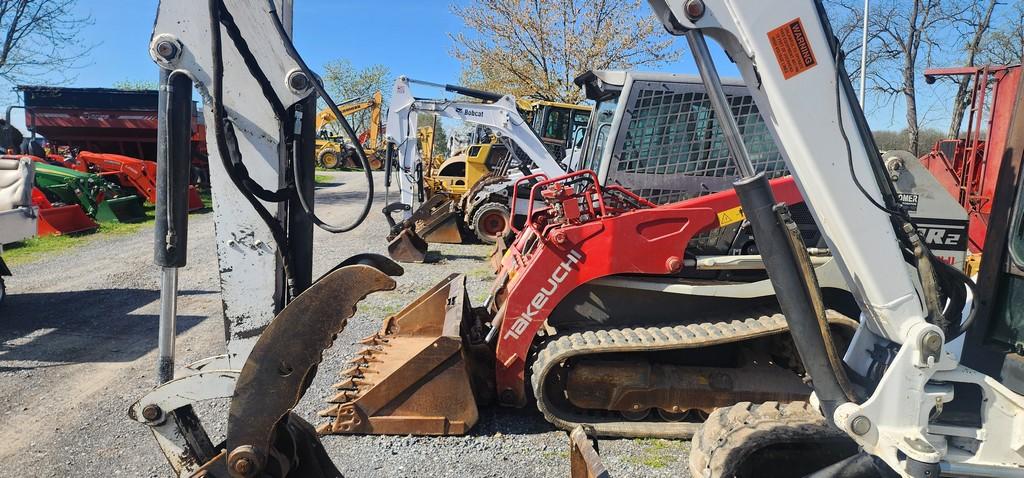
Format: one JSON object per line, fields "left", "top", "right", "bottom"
{"left": 0, "top": 171, "right": 690, "bottom": 478}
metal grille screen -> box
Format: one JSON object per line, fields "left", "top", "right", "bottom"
{"left": 608, "top": 81, "right": 788, "bottom": 205}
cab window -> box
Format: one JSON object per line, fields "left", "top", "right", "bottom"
{"left": 438, "top": 162, "right": 466, "bottom": 178}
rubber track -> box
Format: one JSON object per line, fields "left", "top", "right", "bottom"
{"left": 688, "top": 401, "right": 853, "bottom": 478}
{"left": 530, "top": 309, "right": 857, "bottom": 439}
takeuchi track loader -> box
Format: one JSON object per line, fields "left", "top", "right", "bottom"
{"left": 317, "top": 70, "right": 967, "bottom": 438}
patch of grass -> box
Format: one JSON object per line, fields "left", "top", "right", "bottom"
{"left": 315, "top": 174, "right": 331, "bottom": 185}
{"left": 3, "top": 203, "right": 157, "bottom": 267}
{"left": 624, "top": 439, "right": 686, "bottom": 470}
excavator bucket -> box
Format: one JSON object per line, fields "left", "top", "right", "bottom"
{"left": 318, "top": 273, "right": 487, "bottom": 436}
{"left": 412, "top": 194, "right": 463, "bottom": 244}
{"left": 387, "top": 227, "right": 429, "bottom": 263}
{"left": 95, "top": 196, "right": 147, "bottom": 223}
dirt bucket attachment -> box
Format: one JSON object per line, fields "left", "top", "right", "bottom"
{"left": 37, "top": 205, "right": 99, "bottom": 236}
{"left": 413, "top": 194, "right": 463, "bottom": 244}
{"left": 95, "top": 195, "right": 147, "bottom": 223}
{"left": 31, "top": 188, "right": 99, "bottom": 236}
{"left": 319, "top": 273, "right": 487, "bottom": 436}
{"left": 387, "top": 227, "right": 430, "bottom": 263}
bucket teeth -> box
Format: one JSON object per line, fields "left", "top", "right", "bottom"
{"left": 326, "top": 390, "right": 359, "bottom": 404}
{"left": 341, "top": 365, "right": 365, "bottom": 377}
{"left": 332, "top": 377, "right": 366, "bottom": 390}
{"left": 358, "top": 334, "right": 387, "bottom": 345}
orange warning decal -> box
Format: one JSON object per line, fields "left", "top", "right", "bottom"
{"left": 768, "top": 18, "right": 818, "bottom": 80}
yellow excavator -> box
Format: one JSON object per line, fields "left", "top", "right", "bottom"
{"left": 315, "top": 90, "right": 383, "bottom": 169}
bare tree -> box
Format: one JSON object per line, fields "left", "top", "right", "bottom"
{"left": 979, "top": 1, "right": 1024, "bottom": 65}
{"left": 321, "top": 59, "right": 391, "bottom": 133}
{"left": 449, "top": 0, "right": 678, "bottom": 103}
{"left": 945, "top": 0, "right": 1001, "bottom": 139}
{"left": 854, "top": 0, "right": 970, "bottom": 154}
{"left": 0, "top": 0, "right": 92, "bottom": 87}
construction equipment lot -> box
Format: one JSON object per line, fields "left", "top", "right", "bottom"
{"left": 0, "top": 170, "right": 689, "bottom": 478}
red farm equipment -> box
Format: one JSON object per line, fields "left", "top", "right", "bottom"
{"left": 30, "top": 186, "right": 99, "bottom": 236}
{"left": 920, "top": 65, "right": 1022, "bottom": 253}
{"left": 69, "top": 151, "right": 204, "bottom": 211}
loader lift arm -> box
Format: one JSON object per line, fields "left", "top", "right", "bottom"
{"left": 647, "top": 1, "right": 1018, "bottom": 476}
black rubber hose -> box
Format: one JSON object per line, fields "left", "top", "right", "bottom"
{"left": 209, "top": 0, "right": 292, "bottom": 281}
{"left": 265, "top": 3, "right": 373, "bottom": 233}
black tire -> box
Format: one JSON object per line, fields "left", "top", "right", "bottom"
{"left": 689, "top": 402, "right": 859, "bottom": 478}
{"left": 318, "top": 147, "right": 341, "bottom": 169}
{"left": 0, "top": 277, "right": 6, "bottom": 308}
{"left": 470, "top": 202, "right": 511, "bottom": 245}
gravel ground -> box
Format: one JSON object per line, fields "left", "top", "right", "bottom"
{"left": 0, "top": 171, "right": 691, "bottom": 477}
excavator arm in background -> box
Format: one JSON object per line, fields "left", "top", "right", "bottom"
{"left": 647, "top": 1, "right": 1022, "bottom": 476}
{"left": 382, "top": 76, "right": 566, "bottom": 262}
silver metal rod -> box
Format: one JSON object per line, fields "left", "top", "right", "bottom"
{"left": 859, "top": 0, "right": 870, "bottom": 105}
{"left": 157, "top": 266, "right": 179, "bottom": 384}
{"left": 685, "top": 30, "right": 757, "bottom": 179}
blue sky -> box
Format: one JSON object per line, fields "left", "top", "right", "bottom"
{"left": 8, "top": 0, "right": 955, "bottom": 133}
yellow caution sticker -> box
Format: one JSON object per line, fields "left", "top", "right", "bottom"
{"left": 717, "top": 206, "right": 746, "bottom": 227}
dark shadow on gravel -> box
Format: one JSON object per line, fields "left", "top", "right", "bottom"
{"left": 437, "top": 253, "right": 488, "bottom": 262}
{"left": 315, "top": 190, "right": 376, "bottom": 202}
{"left": 315, "top": 181, "right": 345, "bottom": 188}
{"left": 0, "top": 288, "right": 209, "bottom": 369}
{"left": 469, "top": 405, "right": 558, "bottom": 436}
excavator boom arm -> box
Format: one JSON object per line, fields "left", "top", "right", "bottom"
{"left": 648, "top": 1, "right": 1022, "bottom": 476}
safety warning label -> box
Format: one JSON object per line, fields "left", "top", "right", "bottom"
{"left": 768, "top": 18, "right": 818, "bottom": 80}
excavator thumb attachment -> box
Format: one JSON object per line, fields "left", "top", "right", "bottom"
{"left": 95, "top": 195, "right": 147, "bottom": 223}
{"left": 570, "top": 427, "right": 611, "bottom": 478}
{"left": 319, "top": 273, "right": 489, "bottom": 435}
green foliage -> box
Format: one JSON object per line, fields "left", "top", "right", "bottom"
{"left": 623, "top": 439, "right": 687, "bottom": 470}
{"left": 322, "top": 58, "right": 391, "bottom": 104}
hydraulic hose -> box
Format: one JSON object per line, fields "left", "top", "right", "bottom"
{"left": 265, "top": 1, "right": 374, "bottom": 233}
{"left": 208, "top": 0, "right": 293, "bottom": 283}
